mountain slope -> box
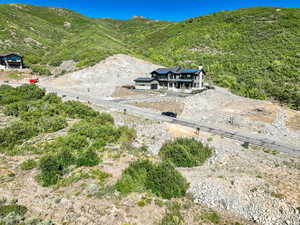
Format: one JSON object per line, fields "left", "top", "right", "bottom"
{"left": 0, "top": 3, "right": 130, "bottom": 69}
{"left": 0, "top": 4, "right": 299, "bottom": 109}
{"left": 120, "top": 7, "right": 300, "bottom": 109}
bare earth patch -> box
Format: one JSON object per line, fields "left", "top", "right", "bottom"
{"left": 128, "top": 100, "right": 184, "bottom": 115}
{"left": 286, "top": 110, "right": 300, "bottom": 130}
{"left": 111, "top": 87, "right": 139, "bottom": 98}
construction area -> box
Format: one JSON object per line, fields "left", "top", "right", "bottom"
{"left": 1, "top": 54, "right": 299, "bottom": 225}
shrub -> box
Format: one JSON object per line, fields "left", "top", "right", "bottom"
{"left": 115, "top": 160, "right": 188, "bottom": 199}
{"left": 87, "top": 113, "right": 114, "bottom": 125}
{"left": 69, "top": 120, "right": 120, "bottom": 143}
{"left": 38, "top": 155, "right": 63, "bottom": 186}
{"left": 42, "top": 93, "right": 62, "bottom": 104}
{"left": 37, "top": 116, "right": 67, "bottom": 133}
{"left": 146, "top": 161, "right": 188, "bottom": 199}
{"left": 0, "top": 204, "right": 27, "bottom": 217}
{"left": 31, "top": 65, "right": 51, "bottom": 75}
{"left": 20, "top": 159, "right": 37, "bottom": 170}
{"left": 3, "top": 101, "right": 31, "bottom": 117}
{"left": 115, "top": 160, "right": 152, "bottom": 194}
{"left": 160, "top": 202, "right": 183, "bottom": 225}
{"left": 0, "top": 121, "right": 40, "bottom": 150}
{"left": 0, "top": 84, "right": 45, "bottom": 105}
{"left": 60, "top": 101, "right": 98, "bottom": 119}
{"left": 159, "top": 138, "right": 212, "bottom": 167}
{"left": 15, "top": 84, "right": 45, "bottom": 101}
{"left": 76, "top": 149, "right": 100, "bottom": 167}
{"left": 118, "top": 126, "right": 137, "bottom": 143}
{"left": 201, "top": 210, "right": 221, "bottom": 224}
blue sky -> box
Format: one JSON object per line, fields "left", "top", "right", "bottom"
{"left": 0, "top": 0, "right": 299, "bottom": 21}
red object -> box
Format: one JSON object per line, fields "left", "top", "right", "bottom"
{"left": 29, "top": 79, "right": 38, "bottom": 84}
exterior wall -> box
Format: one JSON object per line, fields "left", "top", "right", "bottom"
{"left": 135, "top": 81, "right": 159, "bottom": 90}
{"left": 135, "top": 85, "right": 151, "bottom": 90}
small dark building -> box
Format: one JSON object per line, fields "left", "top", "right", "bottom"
{"left": 0, "top": 53, "right": 24, "bottom": 69}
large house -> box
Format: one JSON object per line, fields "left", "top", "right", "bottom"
{"left": 134, "top": 66, "right": 205, "bottom": 92}
{"left": 0, "top": 53, "right": 24, "bottom": 69}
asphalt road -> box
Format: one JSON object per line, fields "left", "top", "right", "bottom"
{"left": 1, "top": 82, "right": 299, "bottom": 157}
{"left": 40, "top": 86, "right": 300, "bottom": 157}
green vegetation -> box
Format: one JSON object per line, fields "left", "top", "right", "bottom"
{"left": 160, "top": 202, "right": 184, "bottom": 225}
{"left": 115, "top": 160, "right": 188, "bottom": 199}
{"left": 0, "top": 84, "right": 136, "bottom": 188}
{"left": 125, "top": 7, "right": 300, "bottom": 110}
{"left": 200, "top": 210, "right": 221, "bottom": 224}
{"left": 0, "top": 5, "right": 298, "bottom": 109}
{"left": 20, "top": 159, "right": 38, "bottom": 170}
{"left": 159, "top": 138, "right": 212, "bottom": 167}
{"left": 0, "top": 204, "right": 27, "bottom": 218}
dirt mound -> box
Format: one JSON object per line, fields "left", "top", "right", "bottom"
{"left": 42, "top": 54, "right": 161, "bottom": 98}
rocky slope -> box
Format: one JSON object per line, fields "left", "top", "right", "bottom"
{"left": 42, "top": 54, "right": 161, "bottom": 97}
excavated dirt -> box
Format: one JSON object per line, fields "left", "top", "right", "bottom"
{"left": 181, "top": 87, "right": 300, "bottom": 148}
{"left": 128, "top": 100, "right": 184, "bottom": 115}
{"left": 42, "top": 54, "right": 161, "bottom": 98}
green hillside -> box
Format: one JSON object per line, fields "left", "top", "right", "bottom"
{"left": 0, "top": 4, "right": 299, "bottom": 109}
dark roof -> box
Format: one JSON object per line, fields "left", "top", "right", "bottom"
{"left": 134, "top": 77, "right": 156, "bottom": 82}
{"left": 0, "top": 53, "right": 22, "bottom": 57}
{"left": 176, "top": 79, "right": 194, "bottom": 82}
{"left": 178, "top": 69, "right": 200, "bottom": 74}
{"left": 151, "top": 66, "right": 200, "bottom": 75}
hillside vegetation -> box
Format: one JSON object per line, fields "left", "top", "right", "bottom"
{"left": 0, "top": 4, "right": 299, "bottom": 109}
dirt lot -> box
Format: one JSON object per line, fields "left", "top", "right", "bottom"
{"left": 286, "top": 110, "right": 300, "bottom": 130}
{"left": 128, "top": 100, "right": 184, "bottom": 115}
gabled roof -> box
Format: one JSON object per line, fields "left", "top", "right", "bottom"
{"left": 151, "top": 66, "right": 201, "bottom": 75}
{"left": 0, "top": 53, "right": 22, "bottom": 57}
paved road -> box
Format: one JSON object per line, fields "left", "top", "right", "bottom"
{"left": 40, "top": 86, "right": 300, "bottom": 157}
{"left": 1, "top": 82, "right": 299, "bottom": 156}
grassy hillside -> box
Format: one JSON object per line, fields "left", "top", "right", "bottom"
{"left": 0, "top": 3, "right": 130, "bottom": 71}
{"left": 0, "top": 4, "right": 299, "bottom": 109}
{"left": 120, "top": 7, "right": 300, "bottom": 109}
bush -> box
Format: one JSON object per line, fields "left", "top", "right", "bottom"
{"left": 15, "top": 84, "right": 45, "bottom": 101}
{"left": 115, "top": 160, "right": 188, "bottom": 199}
{"left": 160, "top": 202, "right": 183, "bottom": 225}
{"left": 69, "top": 120, "right": 120, "bottom": 143}
{"left": 118, "top": 126, "right": 137, "bottom": 143}
{"left": 159, "top": 138, "right": 212, "bottom": 167}
{"left": 42, "top": 93, "right": 62, "bottom": 104}
{"left": 20, "top": 159, "right": 37, "bottom": 170}
{"left": 0, "top": 204, "right": 27, "bottom": 217}
{"left": 31, "top": 65, "right": 51, "bottom": 75}
{"left": 38, "top": 155, "right": 64, "bottom": 186}
{"left": 0, "top": 84, "right": 45, "bottom": 105}
{"left": 146, "top": 161, "right": 188, "bottom": 199}
{"left": 60, "top": 101, "right": 98, "bottom": 119}
{"left": 4, "top": 101, "right": 31, "bottom": 117}
{"left": 86, "top": 113, "right": 114, "bottom": 125}
{"left": 0, "top": 121, "right": 40, "bottom": 150}
{"left": 115, "top": 160, "right": 152, "bottom": 194}
{"left": 36, "top": 116, "right": 67, "bottom": 133}
{"left": 76, "top": 149, "right": 100, "bottom": 167}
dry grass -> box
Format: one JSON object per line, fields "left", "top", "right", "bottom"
{"left": 128, "top": 100, "right": 184, "bottom": 115}
{"left": 286, "top": 111, "right": 300, "bottom": 130}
